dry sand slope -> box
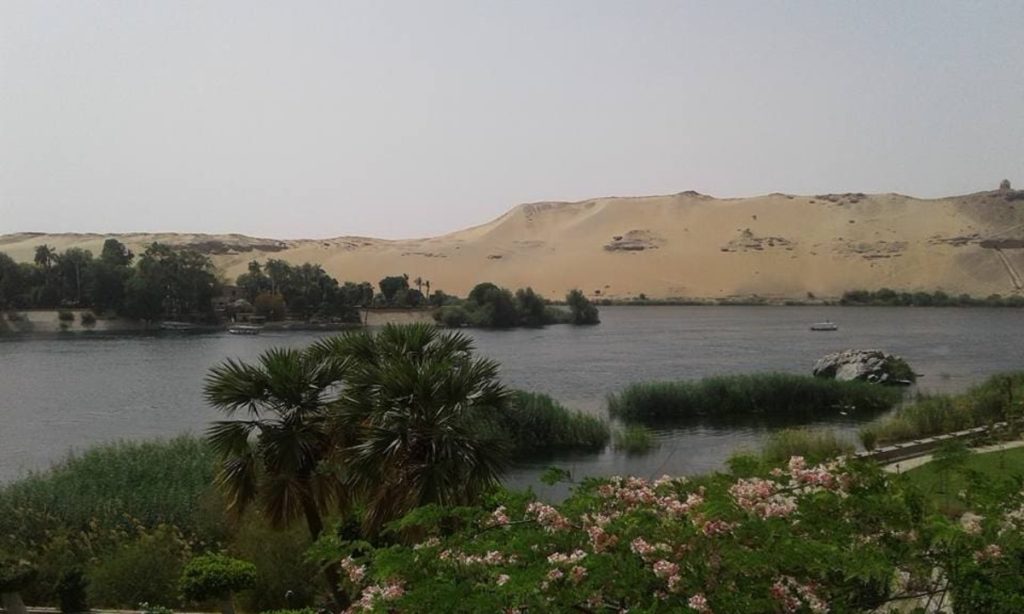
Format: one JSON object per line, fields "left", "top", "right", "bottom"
{"left": 3, "top": 190, "right": 1024, "bottom": 301}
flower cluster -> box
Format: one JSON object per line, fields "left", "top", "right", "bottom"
{"left": 439, "top": 549, "right": 511, "bottom": 566}
{"left": 346, "top": 580, "right": 405, "bottom": 613}
{"left": 526, "top": 501, "right": 572, "bottom": 532}
{"left": 340, "top": 556, "right": 366, "bottom": 584}
{"left": 770, "top": 576, "right": 829, "bottom": 613}
{"left": 729, "top": 477, "right": 798, "bottom": 519}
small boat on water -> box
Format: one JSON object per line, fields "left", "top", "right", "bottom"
{"left": 228, "top": 324, "right": 263, "bottom": 335}
{"left": 810, "top": 321, "right": 838, "bottom": 331}
{"left": 160, "top": 321, "right": 198, "bottom": 332}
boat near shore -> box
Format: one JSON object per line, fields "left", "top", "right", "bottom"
{"left": 810, "top": 321, "right": 839, "bottom": 331}
{"left": 227, "top": 324, "right": 262, "bottom": 335}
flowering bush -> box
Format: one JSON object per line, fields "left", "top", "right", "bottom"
{"left": 314, "top": 457, "right": 1024, "bottom": 613}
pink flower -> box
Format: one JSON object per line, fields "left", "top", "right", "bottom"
{"left": 340, "top": 556, "right": 366, "bottom": 584}
{"left": 546, "top": 568, "right": 565, "bottom": 581}
{"left": 687, "top": 593, "right": 712, "bottom": 613}
{"left": 526, "top": 501, "right": 572, "bottom": 532}
{"left": 570, "top": 565, "right": 588, "bottom": 583}
{"left": 974, "top": 544, "right": 1003, "bottom": 563}
{"left": 652, "top": 559, "right": 680, "bottom": 579}
{"left": 489, "top": 505, "right": 511, "bottom": 527}
{"left": 496, "top": 574, "right": 510, "bottom": 586}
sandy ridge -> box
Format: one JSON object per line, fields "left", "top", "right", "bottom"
{"left": 3, "top": 189, "right": 1023, "bottom": 301}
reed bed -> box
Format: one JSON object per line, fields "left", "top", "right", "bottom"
{"left": 608, "top": 373, "right": 904, "bottom": 424}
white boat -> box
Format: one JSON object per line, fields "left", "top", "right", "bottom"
{"left": 810, "top": 321, "right": 838, "bottom": 331}
{"left": 228, "top": 324, "right": 262, "bottom": 335}
{"left": 160, "top": 321, "right": 197, "bottom": 332}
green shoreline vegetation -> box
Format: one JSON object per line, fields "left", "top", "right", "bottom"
{"left": 860, "top": 372, "right": 1024, "bottom": 449}
{"left": 608, "top": 373, "right": 905, "bottom": 424}
{"left": 5, "top": 325, "right": 1024, "bottom": 611}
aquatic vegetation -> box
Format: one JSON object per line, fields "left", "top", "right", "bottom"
{"left": 608, "top": 373, "right": 904, "bottom": 424}
{"left": 757, "top": 428, "right": 854, "bottom": 464}
{"left": 0, "top": 436, "right": 219, "bottom": 540}
{"left": 613, "top": 425, "right": 658, "bottom": 455}
{"left": 501, "top": 391, "right": 610, "bottom": 455}
{"left": 860, "top": 372, "right": 1024, "bottom": 447}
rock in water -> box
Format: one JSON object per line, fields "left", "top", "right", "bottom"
{"left": 812, "top": 349, "right": 915, "bottom": 385}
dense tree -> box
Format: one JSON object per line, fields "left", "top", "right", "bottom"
{"left": 99, "top": 239, "right": 133, "bottom": 267}
{"left": 236, "top": 261, "right": 270, "bottom": 303}
{"left": 378, "top": 274, "right": 410, "bottom": 305}
{"left": 515, "top": 287, "right": 547, "bottom": 327}
{"left": 468, "top": 283, "right": 519, "bottom": 328}
{"left": 125, "top": 244, "right": 219, "bottom": 320}
{"left": 566, "top": 289, "right": 600, "bottom": 325}
{"left": 0, "top": 254, "right": 28, "bottom": 309}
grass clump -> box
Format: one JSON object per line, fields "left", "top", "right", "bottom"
{"left": 608, "top": 373, "right": 903, "bottom": 425}
{"left": 613, "top": 425, "right": 658, "bottom": 455}
{"left": 500, "top": 391, "right": 610, "bottom": 456}
{"left": 860, "top": 372, "right": 1024, "bottom": 447}
{"left": 80, "top": 311, "right": 98, "bottom": 327}
{"left": 57, "top": 310, "right": 75, "bottom": 322}
{"left": 759, "top": 428, "right": 854, "bottom": 464}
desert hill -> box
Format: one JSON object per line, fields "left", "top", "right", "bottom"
{"left": 3, "top": 189, "right": 1023, "bottom": 301}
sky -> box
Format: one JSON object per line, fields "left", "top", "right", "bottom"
{"left": 1, "top": 1, "right": 1022, "bottom": 240}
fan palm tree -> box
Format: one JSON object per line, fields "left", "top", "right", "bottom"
{"left": 311, "top": 323, "right": 511, "bottom": 534}
{"left": 204, "top": 347, "right": 349, "bottom": 605}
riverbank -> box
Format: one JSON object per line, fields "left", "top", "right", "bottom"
{"left": 0, "top": 308, "right": 438, "bottom": 336}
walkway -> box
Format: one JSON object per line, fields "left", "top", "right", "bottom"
{"left": 883, "top": 438, "right": 1024, "bottom": 474}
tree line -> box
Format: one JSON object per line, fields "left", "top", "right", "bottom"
{"left": 0, "top": 240, "right": 219, "bottom": 321}
{"left": 0, "top": 242, "right": 600, "bottom": 327}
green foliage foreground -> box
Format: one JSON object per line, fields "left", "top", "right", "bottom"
{"left": 317, "top": 457, "right": 1024, "bottom": 613}
{"left": 608, "top": 373, "right": 904, "bottom": 424}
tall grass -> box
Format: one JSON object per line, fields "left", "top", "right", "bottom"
{"left": 613, "top": 425, "right": 658, "bottom": 455}
{"left": 860, "top": 372, "right": 1024, "bottom": 448}
{"left": 608, "top": 373, "right": 904, "bottom": 424}
{"left": 499, "top": 391, "right": 610, "bottom": 456}
{"left": 759, "top": 428, "right": 854, "bottom": 464}
{"left": 0, "top": 436, "right": 221, "bottom": 541}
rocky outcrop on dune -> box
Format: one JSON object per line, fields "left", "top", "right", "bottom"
{"left": 3, "top": 187, "right": 1023, "bottom": 301}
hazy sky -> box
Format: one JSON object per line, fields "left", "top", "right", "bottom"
{"left": 2, "top": 1, "right": 1022, "bottom": 239}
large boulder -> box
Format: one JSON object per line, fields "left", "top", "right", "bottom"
{"left": 812, "top": 349, "right": 915, "bottom": 385}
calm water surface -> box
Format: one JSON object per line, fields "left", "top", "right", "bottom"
{"left": 2, "top": 306, "right": 1023, "bottom": 496}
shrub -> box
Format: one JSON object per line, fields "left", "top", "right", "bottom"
{"left": 57, "top": 310, "right": 74, "bottom": 322}
{"left": 80, "top": 312, "right": 97, "bottom": 327}
{"left": 499, "top": 391, "right": 610, "bottom": 456}
{"left": 179, "top": 553, "right": 256, "bottom": 607}
{"left": 86, "top": 526, "right": 190, "bottom": 608}
{"left": 566, "top": 289, "right": 600, "bottom": 325}
{"left": 434, "top": 305, "right": 469, "bottom": 328}
{"left": 608, "top": 373, "right": 903, "bottom": 425}
{"left": 55, "top": 568, "right": 89, "bottom": 613}
{"left": 0, "top": 557, "right": 36, "bottom": 593}
{"left": 613, "top": 425, "right": 657, "bottom": 455}
{"left": 228, "top": 517, "right": 318, "bottom": 612}
{"left": 253, "top": 292, "right": 286, "bottom": 321}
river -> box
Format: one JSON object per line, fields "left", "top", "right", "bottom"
{"left": 2, "top": 306, "right": 1022, "bottom": 497}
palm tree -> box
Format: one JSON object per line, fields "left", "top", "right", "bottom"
{"left": 204, "top": 347, "right": 350, "bottom": 605}
{"left": 413, "top": 276, "right": 423, "bottom": 294}
{"left": 311, "top": 323, "right": 511, "bottom": 534}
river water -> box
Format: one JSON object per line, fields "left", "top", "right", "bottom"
{"left": 2, "top": 306, "right": 1022, "bottom": 496}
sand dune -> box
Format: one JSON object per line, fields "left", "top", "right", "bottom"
{"left": 3, "top": 189, "right": 1024, "bottom": 301}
